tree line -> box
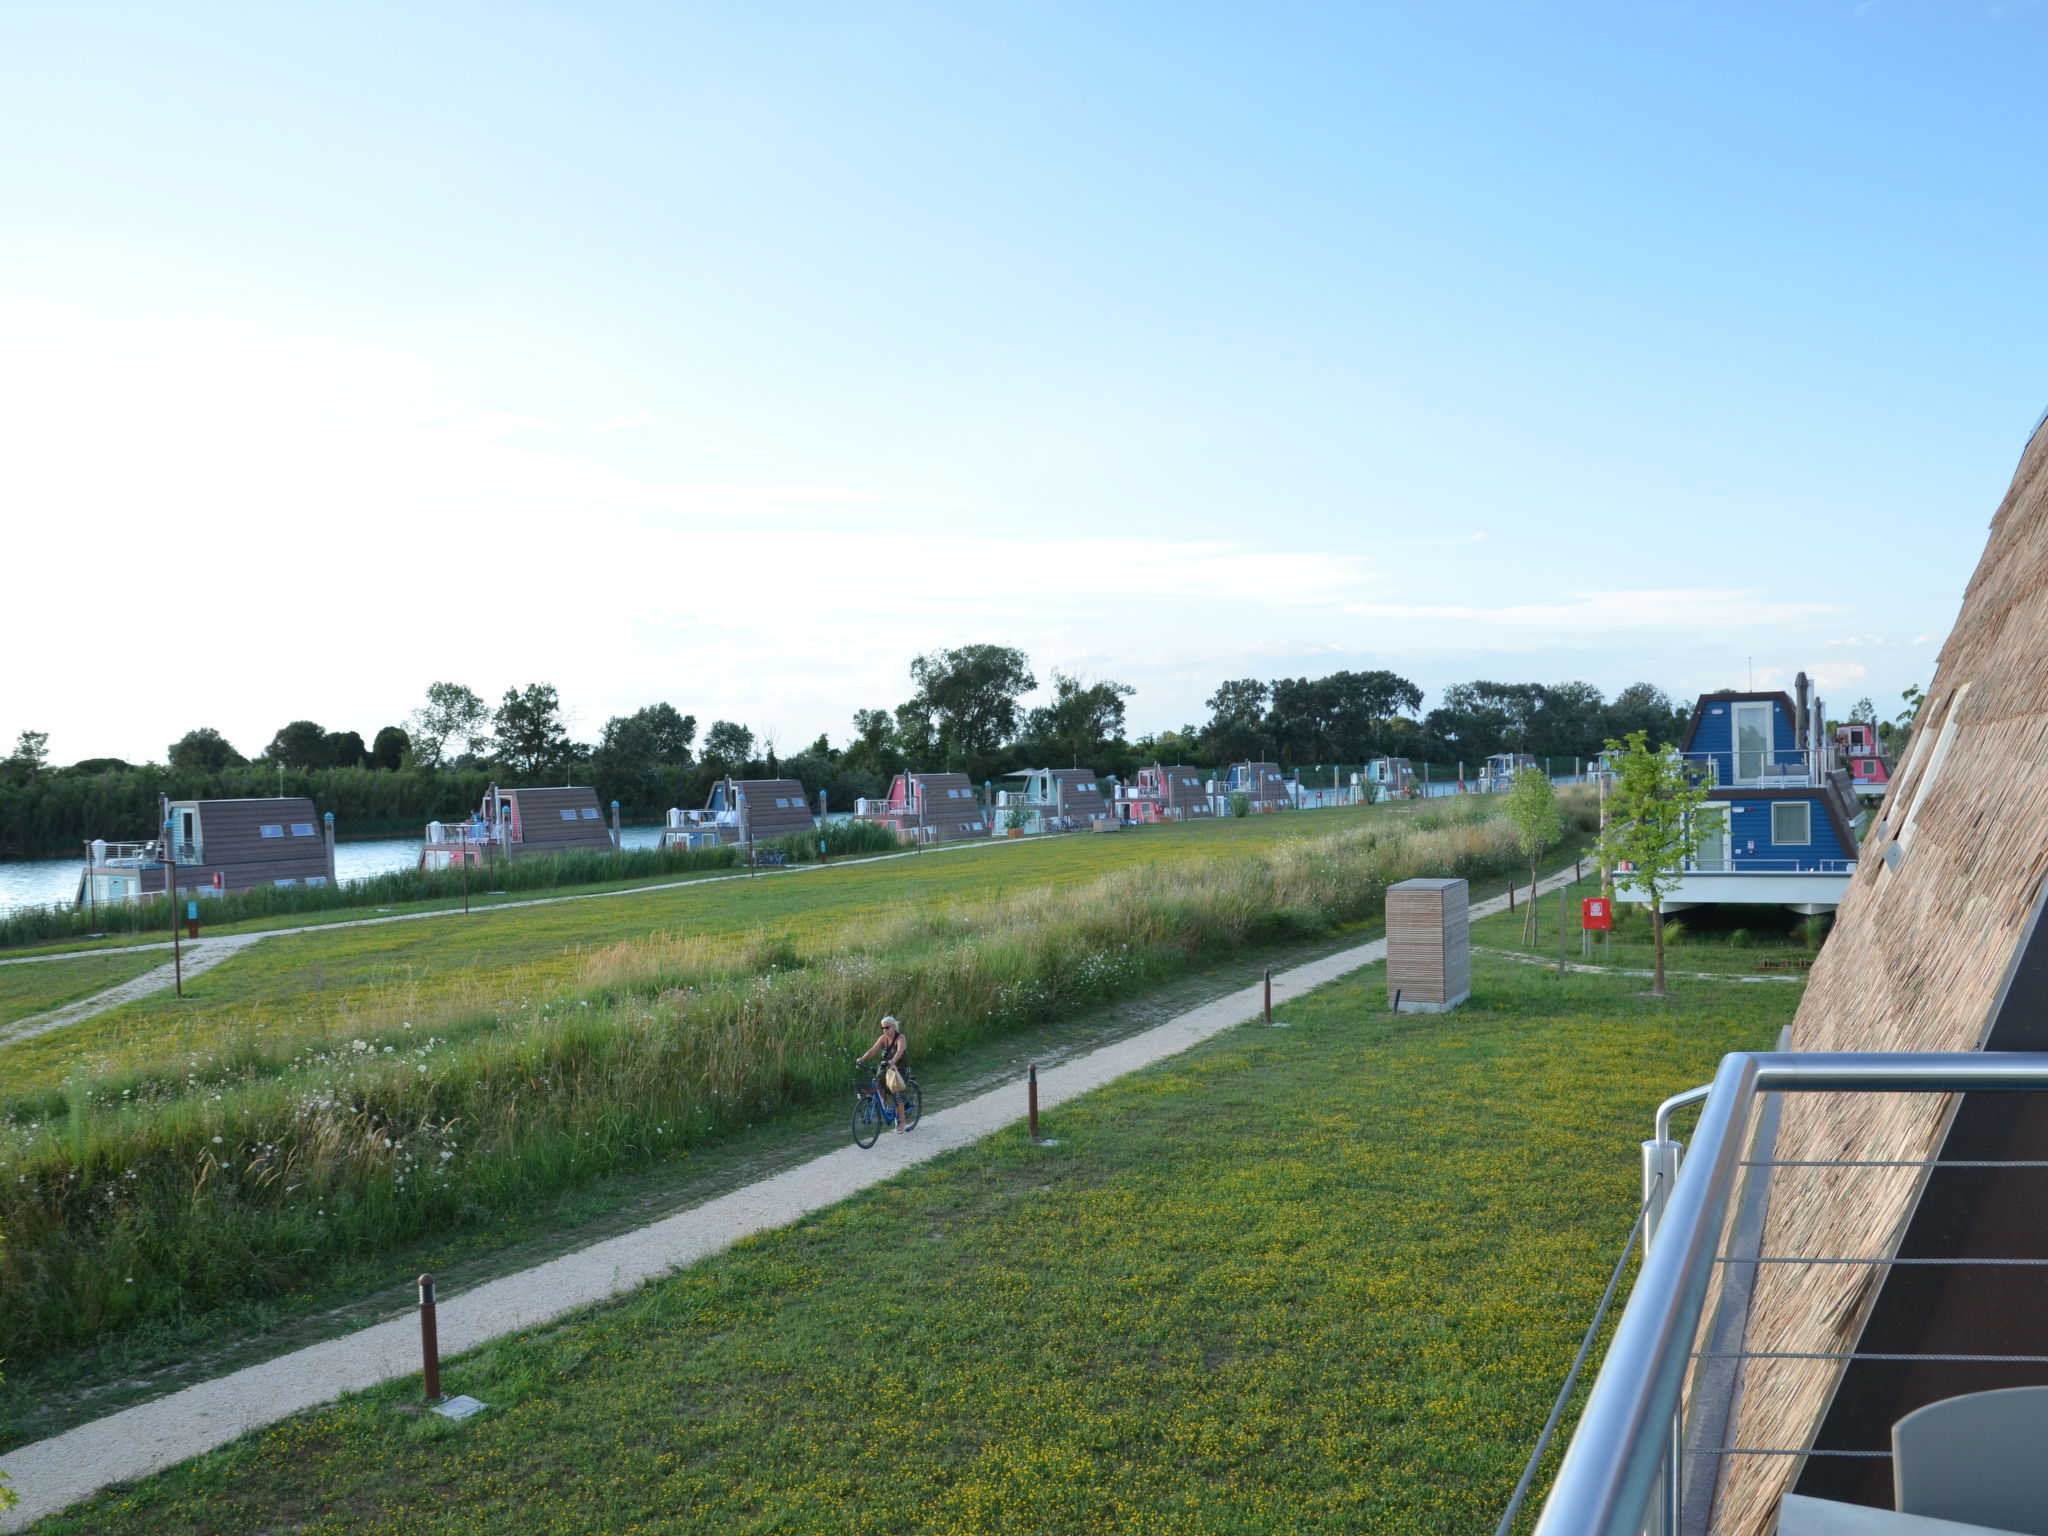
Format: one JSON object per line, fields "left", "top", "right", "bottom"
{"left": 0, "top": 651, "right": 1691, "bottom": 858}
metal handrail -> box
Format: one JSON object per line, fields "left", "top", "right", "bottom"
{"left": 1533, "top": 1050, "right": 2048, "bottom": 1536}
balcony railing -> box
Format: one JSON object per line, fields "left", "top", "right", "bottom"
{"left": 1517, "top": 1051, "right": 2048, "bottom": 1536}
{"left": 1679, "top": 748, "right": 1836, "bottom": 789}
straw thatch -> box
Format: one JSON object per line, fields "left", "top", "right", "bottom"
{"left": 1711, "top": 421, "right": 2048, "bottom": 1533}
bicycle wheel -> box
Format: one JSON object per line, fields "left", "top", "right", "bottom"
{"left": 852, "top": 1093, "right": 883, "bottom": 1149}
{"left": 899, "top": 1076, "right": 922, "bottom": 1132}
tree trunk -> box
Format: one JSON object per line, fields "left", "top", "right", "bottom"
{"left": 1524, "top": 854, "right": 1541, "bottom": 945}
{"left": 1651, "top": 904, "right": 1668, "bottom": 997}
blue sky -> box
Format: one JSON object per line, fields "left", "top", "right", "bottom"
{"left": 3, "top": 2, "right": 2039, "bottom": 764}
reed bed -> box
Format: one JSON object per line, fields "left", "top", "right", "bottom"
{"left": 0, "top": 793, "right": 1590, "bottom": 1363}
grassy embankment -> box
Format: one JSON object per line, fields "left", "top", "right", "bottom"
{"left": 1, "top": 797, "right": 1589, "bottom": 1381}
{"left": 0, "top": 952, "right": 169, "bottom": 1027}
{"left": 0, "top": 823, "right": 908, "bottom": 952}
{"left": 40, "top": 947, "right": 1796, "bottom": 1535}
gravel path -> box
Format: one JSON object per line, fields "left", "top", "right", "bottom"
{"left": 0, "top": 936, "right": 266, "bottom": 1047}
{"left": 0, "top": 866, "right": 1575, "bottom": 1530}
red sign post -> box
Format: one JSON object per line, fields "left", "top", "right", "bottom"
{"left": 1581, "top": 897, "right": 1613, "bottom": 931}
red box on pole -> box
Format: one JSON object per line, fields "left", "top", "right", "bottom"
{"left": 1581, "top": 897, "right": 1613, "bottom": 931}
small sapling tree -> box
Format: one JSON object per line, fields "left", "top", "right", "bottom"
{"left": 1504, "top": 766, "right": 1562, "bottom": 946}
{"left": 1595, "top": 729, "right": 1710, "bottom": 997}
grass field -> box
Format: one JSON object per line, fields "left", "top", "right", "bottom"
{"left": 1474, "top": 869, "right": 1828, "bottom": 977}
{"left": 36, "top": 950, "right": 1797, "bottom": 1535}
{"left": 0, "top": 951, "right": 167, "bottom": 1027}
{"left": 1, "top": 797, "right": 1588, "bottom": 1382}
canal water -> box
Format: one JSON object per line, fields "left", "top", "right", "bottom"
{"left": 0, "top": 826, "right": 670, "bottom": 914}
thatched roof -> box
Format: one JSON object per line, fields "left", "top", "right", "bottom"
{"left": 1713, "top": 420, "right": 2048, "bottom": 1532}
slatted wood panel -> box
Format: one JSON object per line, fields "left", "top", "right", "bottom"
{"left": 1711, "top": 422, "right": 2048, "bottom": 1534}
{"left": 504, "top": 787, "right": 614, "bottom": 855}
{"left": 1386, "top": 878, "right": 1470, "bottom": 1011}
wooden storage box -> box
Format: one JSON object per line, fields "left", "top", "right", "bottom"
{"left": 1387, "top": 877, "right": 1470, "bottom": 1013}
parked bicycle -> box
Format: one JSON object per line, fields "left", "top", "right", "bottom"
{"left": 851, "top": 1066, "right": 922, "bottom": 1147}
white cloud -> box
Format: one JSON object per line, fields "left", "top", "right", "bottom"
{"left": 1339, "top": 589, "right": 1845, "bottom": 632}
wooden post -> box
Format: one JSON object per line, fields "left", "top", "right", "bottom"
{"left": 1027, "top": 1063, "right": 1039, "bottom": 1142}
{"left": 1558, "top": 885, "right": 1568, "bottom": 979}
{"left": 1264, "top": 967, "right": 1273, "bottom": 1025}
{"left": 819, "top": 790, "right": 828, "bottom": 863}
{"left": 165, "top": 821, "right": 182, "bottom": 997}
{"left": 418, "top": 1273, "right": 441, "bottom": 1401}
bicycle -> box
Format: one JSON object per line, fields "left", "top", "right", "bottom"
{"left": 852, "top": 1065, "right": 922, "bottom": 1147}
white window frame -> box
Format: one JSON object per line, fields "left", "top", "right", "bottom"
{"left": 1771, "top": 801, "right": 1812, "bottom": 847}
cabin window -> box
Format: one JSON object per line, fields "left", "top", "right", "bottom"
{"left": 559, "top": 809, "right": 578, "bottom": 821}
{"left": 259, "top": 825, "right": 284, "bottom": 838}
{"left": 291, "top": 823, "right": 316, "bottom": 836}
{"left": 1772, "top": 803, "right": 1812, "bottom": 846}
{"left": 581, "top": 808, "right": 600, "bottom": 819}
{"left": 306, "top": 876, "right": 327, "bottom": 888}
{"left": 273, "top": 878, "right": 297, "bottom": 888}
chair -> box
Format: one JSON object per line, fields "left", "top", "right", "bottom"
{"left": 1892, "top": 1384, "right": 2048, "bottom": 1533}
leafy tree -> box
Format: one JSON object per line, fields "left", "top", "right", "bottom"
{"left": 1135, "top": 726, "right": 1205, "bottom": 766}
{"left": 842, "top": 708, "right": 903, "bottom": 781}
{"left": 67, "top": 757, "right": 133, "bottom": 775}
{"left": 1503, "top": 767, "right": 1562, "bottom": 945}
{"left": 167, "top": 727, "right": 245, "bottom": 772}
{"left": 1595, "top": 729, "right": 1710, "bottom": 998}
{"left": 408, "top": 682, "right": 490, "bottom": 769}
{"left": 3, "top": 731, "right": 50, "bottom": 785}
{"left": 494, "top": 683, "right": 572, "bottom": 776}
{"left": 369, "top": 725, "right": 410, "bottom": 771}
{"left": 265, "top": 720, "right": 331, "bottom": 768}
{"left": 702, "top": 720, "right": 756, "bottom": 769}
{"left": 1200, "top": 679, "right": 1270, "bottom": 763}
{"left": 1267, "top": 670, "right": 1422, "bottom": 763}
{"left": 904, "top": 644, "right": 1036, "bottom": 773}
{"left": 1027, "top": 670, "right": 1135, "bottom": 768}
{"left": 324, "top": 730, "right": 367, "bottom": 770}
{"left": 1604, "top": 683, "right": 1686, "bottom": 752}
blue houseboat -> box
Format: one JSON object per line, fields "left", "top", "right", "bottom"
{"left": 1618, "top": 677, "right": 1865, "bottom": 915}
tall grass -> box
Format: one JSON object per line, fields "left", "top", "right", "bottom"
{"left": 0, "top": 794, "right": 1589, "bottom": 1364}
{"left": 0, "top": 843, "right": 742, "bottom": 950}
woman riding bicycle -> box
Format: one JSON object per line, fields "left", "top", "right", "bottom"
{"left": 856, "top": 1015, "right": 913, "bottom": 1134}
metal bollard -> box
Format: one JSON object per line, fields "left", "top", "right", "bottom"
{"left": 418, "top": 1272, "right": 442, "bottom": 1401}
{"left": 1027, "top": 1063, "right": 1039, "bottom": 1142}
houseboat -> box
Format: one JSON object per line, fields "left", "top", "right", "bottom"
{"left": 862, "top": 772, "right": 991, "bottom": 844}
{"left": 1617, "top": 678, "right": 1863, "bottom": 915}
{"left": 1482, "top": 752, "right": 1540, "bottom": 791}
{"left": 1224, "top": 762, "right": 1289, "bottom": 812}
{"left": 1124, "top": 764, "right": 1216, "bottom": 824}
{"left": 996, "top": 768, "right": 1114, "bottom": 834}
{"left": 1833, "top": 719, "right": 1892, "bottom": 800}
{"left": 1365, "top": 757, "right": 1416, "bottom": 799}
{"left": 421, "top": 785, "right": 615, "bottom": 869}
{"left": 660, "top": 777, "right": 814, "bottom": 850}
{"left": 80, "top": 796, "right": 335, "bottom": 905}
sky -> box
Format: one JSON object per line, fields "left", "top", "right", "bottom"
{"left": 3, "top": 2, "right": 2042, "bottom": 766}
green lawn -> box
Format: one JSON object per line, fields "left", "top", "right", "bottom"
{"left": 39, "top": 951, "right": 1795, "bottom": 1535}
{"left": 0, "top": 951, "right": 167, "bottom": 1027}
{"left": 1474, "top": 870, "right": 1826, "bottom": 977}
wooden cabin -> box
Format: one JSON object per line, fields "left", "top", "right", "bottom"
{"left": 1125, "top": 764, "right": 1216, "bottom": 824}
{"left": 996, "top": 768, "right": 1113, "bottom": 834}
{"left": 1224, "top": 762, "right": 1289, "bottom": 812}
{"left": 1684, "top": 419, "right": 2048, "bottom": 1533}
{"left": 80, "top": 796, "right": 334, "bottom": 904}
{"left": 661, "top": 778, "right": 814, "bottom": 849}
{"left": 1833, "top": 718, "right": 1893, "bottom": 799}
{"left": 1616, "top": 687, "right": 1862, "bottom": 915}
{"left": 421, "top": 785, "right": 613, "bottom": 868}
{"left": 864, "top": 772, "right": 991, "bottom": 844}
